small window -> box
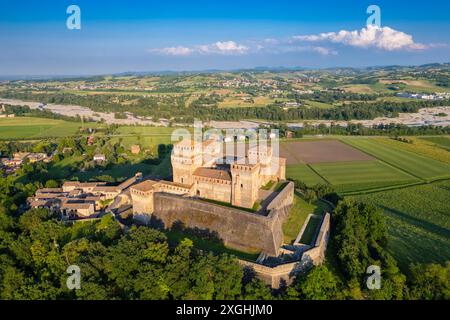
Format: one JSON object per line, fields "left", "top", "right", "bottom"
{"left": 241, "top": 184, "right": 243, "bottom": 188}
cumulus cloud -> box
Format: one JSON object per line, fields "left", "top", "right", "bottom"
{"left": 149, "top": 41, "right": 249, "bottom": 56}
{"left": 148, "top": 25, "right": 435, "bottom": 57}
{"left": 293, "top": 25, "right": 427, "bottom": 51}
{"left": 148, "top": 46, "right": 194, "bottom": 56}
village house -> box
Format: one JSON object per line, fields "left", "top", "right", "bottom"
{"left": 93, "top": 154, "right": 106, "bottom": 163}
{"left": 28, "top": 173, "right": 143, "bottom": 220}
{"left": 131, "top": 144, "right": 141, "bottom": 155}
{"left": 13, "top": 152, "right": 52, "bottom": 163}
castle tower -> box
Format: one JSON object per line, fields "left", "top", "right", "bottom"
{"left": 171, "top": 139, "right": 203, "bottom": 185}
{"left": 130, "top": 180, "right": 158, "bottom": 224}
{"left": 231, "top": 162, "right": 260, "bottom": 209}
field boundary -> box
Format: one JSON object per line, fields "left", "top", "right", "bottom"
{"left": 306, "top": 164, "right": 331, "bottom": 185}
{"left": 339, "top": 180, "right": 426, "bottom": 196}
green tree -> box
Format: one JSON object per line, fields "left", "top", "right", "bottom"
{"left": 297, "top": 266, "right": 340, "bottom": 300}
{"left": 408, "top": 262, "right": 450, "bottom": 300}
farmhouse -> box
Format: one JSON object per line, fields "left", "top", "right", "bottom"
{"left": 131, "top": 144, "right": 141, "bottom": 154}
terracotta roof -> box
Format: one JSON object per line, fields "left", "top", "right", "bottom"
{"left": 61, "top": 202, "right": 94, "bottom": 210}
{"left": 63, "top": 181, "right": 104, "bottom": 187}
{"left": 29, "top": 199, "right": 54, "bottom": 207}
{"left": 34, "top": 193, "right": 65, "bottom": 199}
{"left": 92, "top": 186, "right": 119, "bottom": 193}
{"left": 193, "top": 168, "right": 232, "bottom": 181}
{"left": 36, "top": 188, "right": 63, "bottom": 193}
{"left": 159, "top": 180, "right": 192, "bottom": 189}
{"left": 131, "top": 180, "right": 158, "bottom": 192}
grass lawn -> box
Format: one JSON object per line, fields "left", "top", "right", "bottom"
{"left": 110, "top": 125, "right": 191, "bottom": 151}
{"left": 164, "top": 229, "right": 260, "bottom": 261}
{"left": 342, "top": 138, "right": 450, "bottom": 182}
{"left": 114, "top": 126, "right": 183, "bottom": 136}
{"left": 261, "top": 180, "right": 276, "bottom": 190}
{"left": 47, "top": 155, "right": 85, "bottom": 179}
{"left": 286, "top": 164, "right": 327, "bottom": 186}
{"left": 76, "top": 162, "right": 154, "bottom": 182}
{"left": 282, "top": 194, "right": 331, "bottom": 244}
{"left": 299, "top": 216, "right": 322, "bottom": 245}
{"left": 48, "top": 154, "right": 172, "bottom": 182}
{"left": 303, "top": 100, "right": 333, "bottom": 109}
{"left": 0, "top": 117, "right": 101, "bottom": 139}
{"left": 349, "top": 179, "right": 450, "bottom": 270}
{"left": 310, "top": 160, "right": 419, "bottom": 194}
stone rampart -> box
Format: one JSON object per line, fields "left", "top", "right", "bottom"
{"left": 150, "top": 182, "right": 295, "bottom": 256}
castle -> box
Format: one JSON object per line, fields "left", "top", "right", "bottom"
{"left": 130, "top": 138, "right": 286, "bottom": 220}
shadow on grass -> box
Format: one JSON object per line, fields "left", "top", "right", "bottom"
{"left": 380, "top": 205, "right": 450, "bottom": 240}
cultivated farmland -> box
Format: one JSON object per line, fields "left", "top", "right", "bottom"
{"left": 286, "top": 164, "right": 326, "bottom": 186}
{"left": 0, "top": 117, "right": 99, "bottom": 139}
{"left": 349, "top": 180, "right": 450, "bottom": 270}
{"left": 342, "top": 138, "right": 450, "bottom": 181}
{"left": 419, "top": 136, "right": 450, "bottom": 151}
{"left": 374, "top": 137, "right": 450, "bottom": 165}
{"left": 280, "top": 140, "right": 373, "bottom": 164}
{"left": 309, "top": 160, "right": 419, "bottom": 194}
{"left": 0, "top": 117, "right": 103, "bottom": 140}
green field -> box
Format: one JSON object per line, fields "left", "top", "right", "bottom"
{"left": 0, "top": 117, "right": 95, "bottom": 139}
{"left": 342, "top": 138, "right": 450, "bottom": 182}
{"left": 309, "top": 160, "right": 419, "bottom": 194}
{"left": 349, "top": 180, "right": 450, "bottom": 270}
{"left": 110, "top": 126, "right": 190, "bottom": 150}
{"left": 419, "top": 136, "right": 450, "bottom": 151}
{"left": 286, "top": 164, "right": 326, "bottom": 186}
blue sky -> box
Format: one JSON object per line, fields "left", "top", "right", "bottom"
{"left": 1, "top": 0, "right": 449, "bottom": 75}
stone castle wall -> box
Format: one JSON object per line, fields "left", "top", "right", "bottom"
{"left": 239, "top": 212, "right": 331, "bottom": 289}
{"left": 149, "top": 181, "right": 295, "bottom": 256}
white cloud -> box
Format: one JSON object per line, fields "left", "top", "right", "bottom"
{"left": 293, "top": 25, "right": 427, "bottom": 51}
{"left": 148, "top": 46, "right": 194, "bottom": 56}
{"left": 206, "top": 41, "right": 249, "bottom": 54}
{"left": 149, "top": 41, "right": 249, "bottom": 56}
{"left": 148, "top": 26, "right": 436, "bottom": 58}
